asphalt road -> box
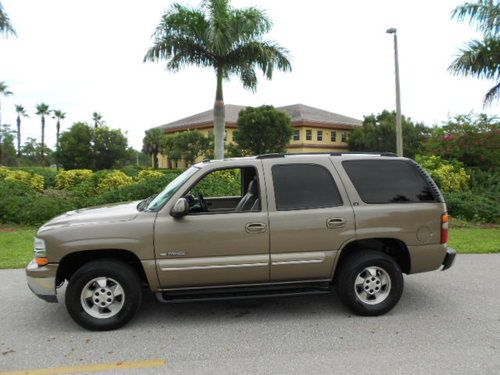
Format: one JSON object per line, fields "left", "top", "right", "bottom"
{"left": 0, "top": 254, "right": 499, "bottom": 375}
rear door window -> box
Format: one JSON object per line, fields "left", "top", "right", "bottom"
{"left": 342, "top": 160, "right": 436, "bottom": 203}
{"left": 272, "top": 164, "right": 343, "bottom": 210}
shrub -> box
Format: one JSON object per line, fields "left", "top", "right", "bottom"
{"left": 96, "top": 171, "right": 134, "bottom": 193}
{"left": 89, "top": 173, "right": 179, "bottom": 206}
{"left": 56, "top": 169, "right": 93, "bottom": 190}
{"left": 11, "top": 167, "right": 58, "bottom": 188}
{"left": 416, "top": 155, "right": 470, "bottom": 192}
{"left": 445, "top": 191, "right": 499, "bottom": 224}
{"left": 3, "top": 170, "right": 45, "bottom": 192}
{"left": 0, "top": 166, "right": 10, "bottom": 179}
{"left": 137, "top": 169, "right": 164, "bottom": 181}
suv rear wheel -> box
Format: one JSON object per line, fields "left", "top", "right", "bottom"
{"left": 65, "top": 259, "right": 142, "bottom": 331}
{"left": 335, "top": 250, "right": 403, "bottom": 316}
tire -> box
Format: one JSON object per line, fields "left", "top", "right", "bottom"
{"left": 335, "top": 250, "right": 403, "bottom": 316}
{"left": 65, "top": 259, "right": 143, "bottom": 331}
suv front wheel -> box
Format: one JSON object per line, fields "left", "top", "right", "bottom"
{"left": 335, "top": 250, "right": 403, "bottom": 316}
{"left": 65, "top": 259, "right": 143, "bottom": 331}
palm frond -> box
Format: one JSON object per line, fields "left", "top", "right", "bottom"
{"left": 484, "top": 81, "right": 500, "bottom": 105}
{"left": 0, "top": 81, "right": 13, "bottom": 96}
{"left": 449, "top": 36, "right": 500, "bottom": 80}
{"left": 15, "top": 104, "right": 29, "bottom": 117}
{"left": 452, "top": 0, "right": 500, "bottom": 36}
{"left": 35, "top": 103, "right": 50, "bottom": 115}
{"left": 0, "top": 2, "right": 16, "bottom": 37}
{"left": 229, "top": 7, "right": 272, "bottom": 41}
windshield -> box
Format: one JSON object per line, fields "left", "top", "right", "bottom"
{"left": 146, "top": 166, "right": 200, "bottom": 211}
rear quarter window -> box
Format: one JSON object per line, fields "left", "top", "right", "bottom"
{"left": 342, "top": 159, "right": 437, "bottom": 204}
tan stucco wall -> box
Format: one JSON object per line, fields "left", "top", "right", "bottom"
{"left": 156, "top": 125, "right": 351, "bottom": 169}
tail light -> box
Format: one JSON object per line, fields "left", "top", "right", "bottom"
{"left": 440, "top": 213, "right": 449, "bottom": 244}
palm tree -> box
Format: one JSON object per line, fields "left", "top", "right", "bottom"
{"left": 15, "top": 104, "right": 28, "bottom": 158}
{"left": 92, "top": 112, "right": 103, "bottom": 128}
{"left": 0, "top": 81, "right": 13, "bottom": 165}
{"left": 449, "top": 0, "right": 500, "bottom": 105}
{"left": 144, "top": 0, "right": 291, "bottom": 159}
{"left": 52, "top": 110, "right": 66, "bottom": 169}
{"left": 35, "top": 103, "right": 50, "bottom": 163}
{"left": 0, "top": 1, "right": 16, "bottom": 37}
{"left": 142, "top": 128, "right": 164, "bottom": 169}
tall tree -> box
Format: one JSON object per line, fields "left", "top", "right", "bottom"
{"left": 0, "top": 1, "right": 16, "bottom": 37}
{"left": 234, "top": 105, "right": 293, "bottom": 155}
{"left": 449, "top": 0, "right": 500, "bottom": 104}
{"left": 15, "top": 104, "right": 28, "bottom": 158}
{"left": 52, "top": 110, "right": 66, "bottom": 170}
{"left": 348, "top": 110, "right": 430, "bottom": 158}
{"left": 144, "top": 0, "right": 291, "bottom": 160}
{"left": 0, "top": 81, "right": 13, "bottom": 165}
{"left": 142, "top": 128, "right": 164, "bottom": 169}
{"left": 35, "top": 103, "right": 50, "bottom": 163}
{"left": 92, "top": 112, "right": 103, "bottom": 128}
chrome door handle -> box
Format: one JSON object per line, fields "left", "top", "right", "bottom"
{"left": 326, "top": 217, "right": 346, "bottom": 229}
{"left": 245, "top": 222, "right": 267, "bottom": 234}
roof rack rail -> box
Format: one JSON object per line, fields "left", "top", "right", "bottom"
{"left": 329, "top": 152, "right": 398, "bottom": 157}
{"left": 256, "top": 153, "right": 286, "bottom": 159}
{"left": 256, "top": 152, "right": 398, "bottom": 159}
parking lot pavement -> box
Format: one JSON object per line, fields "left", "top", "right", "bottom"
{"left": 0, "top": 254, "right": 499, "bottom": 375}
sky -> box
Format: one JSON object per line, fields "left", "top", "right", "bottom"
{"left": 0, "top": 0, "right": 498, "bottom": 151}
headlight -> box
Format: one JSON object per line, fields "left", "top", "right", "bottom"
{"left": 33, "top": 237, "right": 48, "bottom": 266}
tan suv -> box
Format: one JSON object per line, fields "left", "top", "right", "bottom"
{"left": 26, "top": 153, "right": 456, "bottom": 330}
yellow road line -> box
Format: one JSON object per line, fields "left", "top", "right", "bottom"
{"left": 0, "top": 359, "right": 167, "bottom": 375}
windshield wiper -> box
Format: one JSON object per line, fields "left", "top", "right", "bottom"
{"left": 137, "top": 194, "right": 157, "bottom": 212}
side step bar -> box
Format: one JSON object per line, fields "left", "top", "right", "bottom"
{"left": 155, "top": 283, "right": 333, "bottom": 304}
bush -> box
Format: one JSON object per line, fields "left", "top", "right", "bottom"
{"left": 11, "top": 167, "right": 58, "bottom": 188}
{"left": 96, "top": 171, "right": 134, "bottom": 193}
{"left": 416, "top": 155, "right": 470, "bottom": 192}
{"left": 445, "top": 191, "right": 499, "bottom": 224}
{"left": 137, "top": 169, "right": 164, "bottom": 181}
{"left": 3, "top": 170, "right": 44, "bottom": 192}
{"left": 91, "top": 173, "right": 179, "bottom": 206}
{"left": 56, "top": 169, "right": 93, "bottom": 190}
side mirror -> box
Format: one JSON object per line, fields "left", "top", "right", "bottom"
{"left": 170, "top": 198, "right": 189, "bottom": 218}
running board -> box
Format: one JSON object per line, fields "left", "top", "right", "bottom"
{"left": 155, "top": 283, "right": 333, "bottom": 303}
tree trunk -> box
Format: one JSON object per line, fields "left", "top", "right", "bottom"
{"left": 17, "top": 115, "right": 21, "bottom": 158}
{"left": 153, "top": 153, "right": 158, "bottom": 169}
{"left": 40, "top": 116, "right": 45, "bottom": 163}
{"left": 213, "top": 67, "right": 225, "bottom": 160}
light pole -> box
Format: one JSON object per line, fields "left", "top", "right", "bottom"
{"left": 386, "top": 27, "right": 403, "bottom": 157}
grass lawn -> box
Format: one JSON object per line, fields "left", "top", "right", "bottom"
{"left": 0, "top": 226, "right": 36, "bottom": 269}
{"left": 0, "top": 222, "right": 498, "bottom": 269}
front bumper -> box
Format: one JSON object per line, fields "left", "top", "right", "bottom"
{"left": 441, "top": 247, "right": 457, "bottom": 271}
{"left": 26, "top": 260, "right": 58, "bottom": 303}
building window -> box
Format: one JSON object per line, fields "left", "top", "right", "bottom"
{"left": 306, "top": 130, "right": 312, "bottom": 141}
{"left": 224, "top": 130, "right": 227, "bottom": 141}
{"left": 341, "top": 131, "right": 347, "bottom": 142}
{"left": 331, "top": 131, "right": 337, "bottom": 142}
{"left": 292, "top": 130, "right": 300, "bottom": 141}
{"left": 317, "top": 131, "right": 323, "bottom": 141}
{"left": 226, "top": 131, "right": 231, "bottom": 142}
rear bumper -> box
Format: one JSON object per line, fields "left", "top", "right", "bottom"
{"left": 26, "top": 260, "right": 58, "bottom": 303}
{"left": 441, "top": 247, "right": 457, "bottom": 271}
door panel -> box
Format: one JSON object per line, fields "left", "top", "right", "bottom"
{"left": 155, "top": 211, "right": 270, "bottom": 288}
{"left": 262, "top": 157, "right": 356, "bottom": 282}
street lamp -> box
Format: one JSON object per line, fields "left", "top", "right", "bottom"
{"left": 386, "top": 27, "right": 403, "bottom": 157}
